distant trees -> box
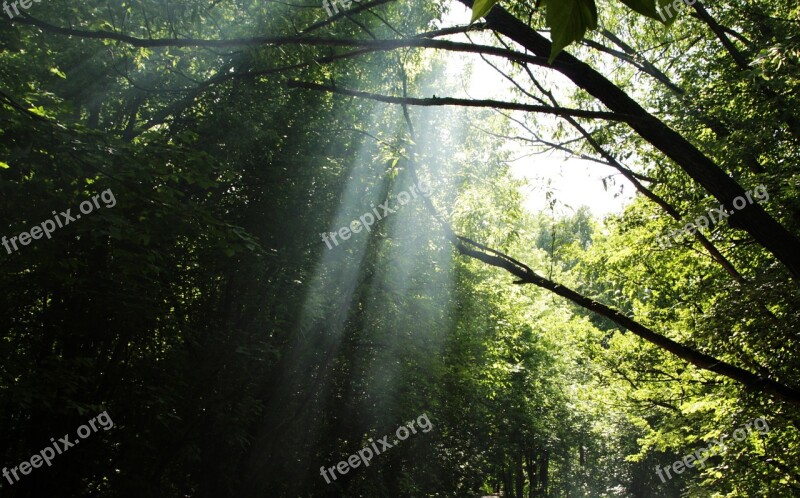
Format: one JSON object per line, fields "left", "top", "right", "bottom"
{"left": 1, "top": 0, "right": 799, "bottom": 495}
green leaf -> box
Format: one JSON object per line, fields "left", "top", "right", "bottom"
{"left": 49, "top": 67, "right": 67, "bottom": 79}
{"left": 28, "top": 106, "right": 47, "bottom": 117}
{"left": 546, "top": 0, "right": 598, "bottom": 63}
{"left": 655, "top": 0, "right": 679, "bottom": 25}
{"left": 616, "top": 0, "right": 659, "bottom": 20}
{"left": 471, "top": 0, "right": 499, "bottom": 23}
{"left": 0, "top": 161, "right": 9, "bottom": 169}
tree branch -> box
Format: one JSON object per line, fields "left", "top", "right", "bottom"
{"left": 298, "top": 0, "right": 395, "bottom": 35}
{"left": 391, "top": 85, "right": 800, "bottom": 406}
{"left": 452, "top": 236, "right": 800, "bottom": 405}
{"left": 689, "top": 1, "right": 749, "bottom": 69}
{"left": 460, "top": 0, "right": 800, "bottom": 279}
{"left": 287, "top": 81, "right": 634, "bottom": 122}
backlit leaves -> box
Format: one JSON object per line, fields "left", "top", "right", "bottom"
{"left": 470, "top": 0, "right": 499, "bottom": 23}
{"left": 474, "top": 0, "right": 681, "bottom": 62}
{"left": 543, "top": 0, "right": 598, "bottom": 62}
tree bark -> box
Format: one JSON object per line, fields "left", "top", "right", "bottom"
{"left": 461, "top": 0, "right": 800, "bottom": 280}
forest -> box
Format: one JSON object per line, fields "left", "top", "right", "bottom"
{"left": 1, "top": 0, "right": 799, "bottom": 496}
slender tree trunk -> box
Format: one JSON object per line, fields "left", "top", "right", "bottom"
{"left": 503, "top": 462, "right": 514, "bottom": 498}
{"left": 515, "top": 452, "right": 525, "bottom": 498}
{"left": 525, "top": 449, "right": 537, "bottom": 498}
{"left": 540, "top": 449, "right": 549, "bottom": 496}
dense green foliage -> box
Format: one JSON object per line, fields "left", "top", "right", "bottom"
{"left": 1, "top": 0, "right": 799, "bottom": 496}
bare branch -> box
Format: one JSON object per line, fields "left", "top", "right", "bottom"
{"left": 287, "top": 81, "right": 635, "bottom": 121}
{"left": 296, "top": 0, "right": 396, "bottom": 35}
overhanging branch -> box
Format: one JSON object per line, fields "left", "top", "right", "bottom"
{"left": 288, "top": 81, "right": 633, "bottom": 122}
{"left": 452, "top": 236, "right": 800, "bottom": 405}
{"left": 387, "top": 82, "right": 800, "bottom": 406}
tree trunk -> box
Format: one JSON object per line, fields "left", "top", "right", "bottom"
{"left": 525, "top": 449, "right": 537, "bottom": 498}
{"left": 515, "top": 452, "right": 525, "bottom": 498}
{"left": 503, "top": 462, "right": 514, "bottom": 498}
{"left": 540, "top": 449, "right": 549, "bottom": 496}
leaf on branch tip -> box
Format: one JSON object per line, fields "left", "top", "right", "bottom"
{"left": 545, "top": 0, "right": 598, "bottom": 63}
{"left": 617, "top": 0, "right": 659, "bottom": 20}
{"left": 28, "top": 106, "right": 47, "bottom": 117}
{"left": 49, "top": 67, "right": 67, "bottom": 79}
{"left": 471, "top": 0, "right": 499, "bottom": 23}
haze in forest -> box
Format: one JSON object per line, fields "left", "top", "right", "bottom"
{"left": 1, "top": 0, "right": 798, "bottom": 496}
